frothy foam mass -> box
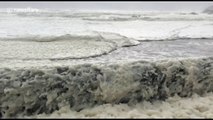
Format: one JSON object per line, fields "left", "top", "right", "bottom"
{"left": 0, "top": 9, "right": 213, "bottom": 118}
{"left": 0, "top": 57, "right": 213, "bottom": 117}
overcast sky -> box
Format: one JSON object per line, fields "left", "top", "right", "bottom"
{"left": 0, "top": 2, "right": 213, "bottom": 12}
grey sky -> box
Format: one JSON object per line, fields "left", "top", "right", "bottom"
{"left": 0, "top": 2, "right": 213, "bottom": 12}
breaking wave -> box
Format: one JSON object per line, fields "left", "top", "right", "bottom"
{"left": 0, "top": 32, "right": 140, "bottom": 60}
{"left": 0, "top": 34, "right": 103, "bottom": 42}
{"left": 0, "top": 32, "right": 139, "bottom": 45}
{"left": 1, "top": 8, "right": 213, "bottom": 21}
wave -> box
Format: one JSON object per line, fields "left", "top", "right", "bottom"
{"left": 83, "top": 15, "right": 213, "bottom": 22}
{"left": 1, "top": 8, "right": 213, "bottom": 21}
{"left": 0, "top": 32, "right": 139, "bottom": 45}
{"left": 0, "top": 57, "right": 213, "bottom": 118}
{"left": 0, "top": 32, "right": 140, "bottom": 60}
{"left": 0, "top": 34, "right": 103, "bottom": 42}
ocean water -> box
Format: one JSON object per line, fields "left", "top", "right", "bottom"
{"left": 0, "top": 8, "right": 213, "bottom": 118}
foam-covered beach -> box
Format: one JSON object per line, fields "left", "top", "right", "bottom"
{"left": 0, "top": 8, "right": 213, "bottom": 118}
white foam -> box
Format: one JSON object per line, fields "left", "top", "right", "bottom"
{"left": 0, "top": 11, "right": 213, "bottom": 41}
{"left": 1, "top": 10, "right": 213, "bottom": 118}
{"left": 34, "top": 92, "right": 213, "bottom": 118}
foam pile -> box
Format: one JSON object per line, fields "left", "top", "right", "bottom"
{"left": 0, "top": 57, "right": 213, "bottom": 118}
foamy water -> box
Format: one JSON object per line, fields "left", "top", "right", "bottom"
{"left": 35, "top": 93, "right": 213, "bottom": 118}
{"left": 0, "top": 8, "right": 213, "bottom": 118}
